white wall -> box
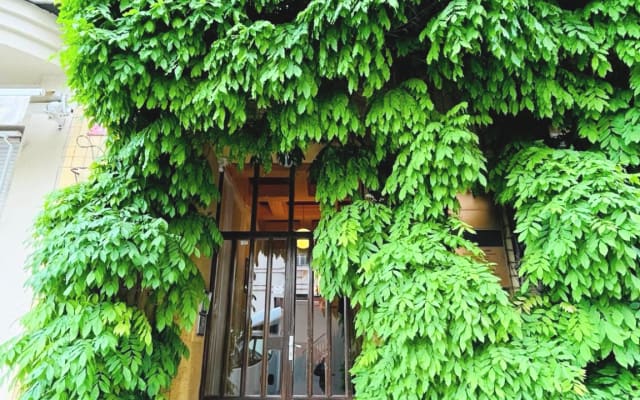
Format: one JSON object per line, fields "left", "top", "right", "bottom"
{"left": 0, "top": 0, "right": 60, "bottom": 65}
{"left": 0, "top": 107, "right": 69, "bottom": 400}
{"left": 0, "top": 2, "right": 67, "bottom": 397}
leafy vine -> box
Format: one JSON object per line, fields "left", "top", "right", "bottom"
{"left": 2, "top": 1, "right": 640, "bottom": 399}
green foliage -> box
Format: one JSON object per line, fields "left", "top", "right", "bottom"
{"left": 493, "top": 142, "right": 640, "bottom": 399}
{"left": 583, "top": 365, "right": 640, "bottom": 399}
{"left": 4, "top": 0, "right": 640, "bottom": 398}
{"left": 518, "top": 295, "right": 640, "bottom": 369}
{"left": 1, "top": 163, "right": 219, "bottom": 398}
{"left": 310, "top": 146, "right": 381, "bottom": 209}
{"left": 492, "top": 143, "right": 640, "bottom": 302}
{"left": 2, "top": 297, "right": 184, "bottom": 400}
{"left": 382, "top": 101, "right": 487, "bottom": 218}
{"left": 315, "top": 201, "right": 590, "bottom": 399}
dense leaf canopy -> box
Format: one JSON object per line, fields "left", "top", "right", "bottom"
{"left": 2, "top": 0, "right": 640, "bottom": 399}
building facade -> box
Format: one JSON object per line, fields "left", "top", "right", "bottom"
{"left": 0, "top": 2, "right": 107, "bottom": 399}
{"left": 167, "top": 164, "right": 520, "bottom": 400}
{"left": 0, "top": 3, "right": 519, "bottom": 399}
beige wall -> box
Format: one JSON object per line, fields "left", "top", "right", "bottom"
{"left": 457, "top": 193, "right": 517, "bottom": 291}
{"left": 56, "top": 113, "right": 107, "bottom": 187}
{"left": 168, "top": 256, "right": 211, "bottom": 400}
{"left": 168, "top": 151, "right": 221, "bottom": 400}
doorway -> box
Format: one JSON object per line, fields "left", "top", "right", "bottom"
{"left": 201, "top": 165, "right": 354, "bottom": 399}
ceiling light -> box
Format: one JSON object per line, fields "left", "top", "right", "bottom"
{"left": 296, "top": 228, "right": 310, "bottom": 250}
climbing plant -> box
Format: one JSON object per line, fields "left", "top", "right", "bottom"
{"left": 2, "top": 0, "right": 640, "bottom": 399}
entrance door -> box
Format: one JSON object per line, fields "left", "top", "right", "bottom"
{"left": 201, "top": 165, "right": 354, "bottom": 400}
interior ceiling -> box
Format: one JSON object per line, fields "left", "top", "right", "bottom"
{"left": 229, "top": 164, "right": 321, "bottom": 231}
{"left": 0, "top": 44, "right": 62, "bottom": 86}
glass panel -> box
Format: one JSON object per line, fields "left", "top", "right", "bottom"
{"left": 256, "top": 181, "right": 290, "bottom": 232}
{"left": 330, "top": 298, "right": 347, "bottom": 395}
{"left": 222, "top": 240, "right": 250, "bottom": 396}
{"left": 312, "top": 284, "right": 328, "bottom": 395}
{"left": 245, "top": 239, "right": 269, "bottom": 396}
{"left": 293, "top": 245, "right": 311, "bottom": 396}
{"left": 293, "top": 298, "right": 308, "bottom": 396}
{"left": 269, "top": 239, "right": 287, "bottom": 337}
{"left": 204, "top": 240, "right": 233, "bottom": 396}
{"left": 219, "top": 165, "right": 252, "bottom": 231}
{"left": 294, "top": 164, "right": 320, "bottom": 233}
{"left": 266, "top": 349, "right": 282, "bottom": 395}
{"left": 265, "top": 239, "right": 287, "bottom": 396}
{"left": 244, "top": 335, "right": 264, "bottom": 396}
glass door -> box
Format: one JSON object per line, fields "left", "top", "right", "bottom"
{"left": 202, "top": 236, "right": 289, "bottom": 398}
{"left": 291, "top": 239, "right": 353, "bottom": 398}
{"left": 201, "top": 164, "right": 353, "bottom": 400}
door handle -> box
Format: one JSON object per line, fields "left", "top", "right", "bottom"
{"left": 288, "top": 335, "right": 294, "bottom": 361}
{"left": 243, "top": 257, "right": 249, "bottom": 292}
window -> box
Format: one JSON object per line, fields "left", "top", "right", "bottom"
{"left": 0, "top": 132, "right": 22, "bottom": 216}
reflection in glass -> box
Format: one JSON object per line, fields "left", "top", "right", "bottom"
{"left": 269, "top": 239, "right": 287, "bottom": 337}
{"left": 245, "top": 239, "right": 269, "bottom": 395}
{"left": 331, "top": 298, "right": 347, "bottom": 395}
{"left": 223, "top": 241, "right": 249, "bottom": 396}
{"left": 312, "top": 295, "right": 328, "bottom": 395}
{"left": 266, "top": 240, "right": 286, "bottom": 396}
{"left": 266, "top": 349, "right": 282, "bottom": 395}
{"left": 238, "top": 238, "right": 287, "bottom": 396}
{"left": 293, "top": 246, "right": 310, "bottom": 395}
{"left": 256, "top": 181, "right": 290, "bottom": 232}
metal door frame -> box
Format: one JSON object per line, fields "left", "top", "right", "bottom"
{"left": 200, "top": 165, "right": 353, "bottom": 400}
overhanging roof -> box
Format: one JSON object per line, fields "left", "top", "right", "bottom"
{"left": 25, "top": 1, "right": 58, "bottom": 15}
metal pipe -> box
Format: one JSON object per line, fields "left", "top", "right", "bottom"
{"left": 0, "top": 88, "right": 45, "bottom": 97}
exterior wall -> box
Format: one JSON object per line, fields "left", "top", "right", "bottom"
{"left": 458, "top": 193, "right": 519, "bottom": 292}
{"left": 168, "top": 152, "right": 219, "bottom": 400}
{"left": 0, "top": 3, "right": 66, "bottom": 398}
{"left": 0, "top": 107, "right": 70, "bottom": 400}
{"left": 0, "top": 106, "right": 99, "bottom": 400}
{"left": 168, "top": 257, "right": 212, "bottom": 400}
{"left": 0, "top": 0, "right": 61, "bottom": 66}
{"left": 57, "top": 116, "right": 107, "bottom": 187}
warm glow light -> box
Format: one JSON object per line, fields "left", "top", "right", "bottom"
{"left": 296, "top": 228, "right": 310, "bottom": 249}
